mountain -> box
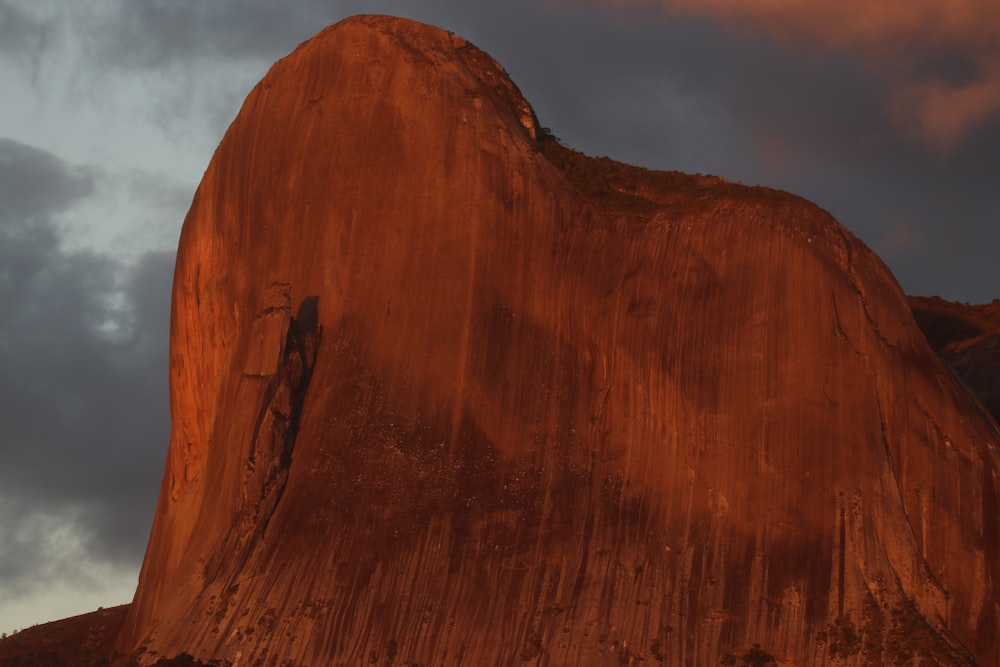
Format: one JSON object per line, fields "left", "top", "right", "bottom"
{"left": 909, "top": 296, "right": 1000, "bottom": 426}
{"left": 0, "top": 605, "right": 128, "bottom": 667}
{"left": 86, "top": 13, "right": 1000, "bottom": 666}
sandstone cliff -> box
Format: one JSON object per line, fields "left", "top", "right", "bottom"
{"left": 117, "top": 15, "right": 1000, "bottom": 666}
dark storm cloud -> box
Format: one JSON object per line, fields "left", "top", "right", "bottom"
{"left": 0, "top": 139, "right": 171, "bottom": 600}
{"left": 599, "top": 0, "right": 1000, "bottom": 150}
{"left": 0, "top": 138, "right": 93, "bottom": 218}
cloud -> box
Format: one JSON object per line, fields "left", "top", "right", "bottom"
{"left": 0, "top": 138, "right": 171, "bottom": 630}
{"left": 0, "top": 500, "right": 141, "bottom": 633}
{"left": 876, "top": 217, "right": 924, "bottom": 258}
{"left": 0, "top": 138, "right": 93, "bottom": 219}
{"left": 94, "top": 0, "right": 341, "bottom": 67}
{"left": 0, "top": 1, "right": 50, "bottom": 64}
{"left": 891, "top": 73, "right": 1000, "bottom": 152}
{"left": 594, "top": 0, "right": 1000, "bottom": 151}
{"left": 614, "top": 0, "right": 1000, "bottom": 47}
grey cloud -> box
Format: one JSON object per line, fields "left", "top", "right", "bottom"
{"left": 97, "top": 0, "right": 345, "bottom": 67}
{"left": 598, "top": 0, "right": 1000, "bottom": 150}
{"left": 0, "top": 2, "right": 50, "bottom": 65}
{"left": 0, "top": 139, "right": 170, "bottom": 601}
{"left": 0, "top": 503, "right": 106, "bottom": 599}
{"left": 0, "top": 138, "right": 94, "bottom": 219}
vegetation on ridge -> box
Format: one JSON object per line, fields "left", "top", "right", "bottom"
{"left": 534, "top": 126, "right": 796, "bottom": 216}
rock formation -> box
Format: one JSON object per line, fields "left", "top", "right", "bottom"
{"left": 910, "top": 296, "right": 1000, "bottom": 426}
{"left": 115, "top": 15, "right": 1000, "bottom": 666}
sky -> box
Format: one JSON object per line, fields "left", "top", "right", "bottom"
{"left": 1, "top": 0, "right": 998, "bottom": 637}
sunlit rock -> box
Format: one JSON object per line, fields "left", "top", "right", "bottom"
{"left": 117, "top": 15, "right": 1000, "bottom": 666}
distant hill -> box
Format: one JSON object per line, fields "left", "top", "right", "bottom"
{"left": 909, "top": 296, "right": 1000, "bottom": 426}
{"left": 0, "top": 605, "right": 127, "bottom": 667}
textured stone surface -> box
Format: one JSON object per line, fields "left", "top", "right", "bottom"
{"left": 117, "top": 15, "right": 1000, "bottom": 666}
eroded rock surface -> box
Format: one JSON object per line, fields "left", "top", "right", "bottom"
{"left": 118, "top": 15, "right": 1000, "bottom": 666}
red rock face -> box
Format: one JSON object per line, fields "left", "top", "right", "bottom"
{"left": 118, "top": 15, "right": 1000, "bottom": 666}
